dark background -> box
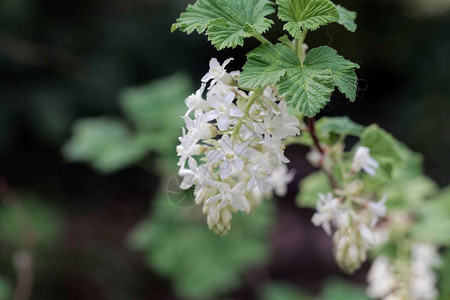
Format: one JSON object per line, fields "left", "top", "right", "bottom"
{"left": 0, "top": 0, "right": 449, "bottom": 299}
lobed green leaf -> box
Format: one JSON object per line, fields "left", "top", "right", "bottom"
{"left": 172, "top": 0, "right": 275, "bottom": 50}
{"left": 276, "top": 0, "right": 339, "bottom": 38}
{"left": 240, "top": 44, "right": 358, "bottom": 116}
{"left": 336, "top": 5, "right": 357, "bottom": 32}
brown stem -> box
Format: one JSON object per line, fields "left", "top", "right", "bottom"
{"left": 306, "top": 117, "right": 324, "bottom": 154}
{"left": 0, "top": 177, "right": 35, "bottom": 300}
{"left": 306, "top": 118, "right": 339, "bottom": 190}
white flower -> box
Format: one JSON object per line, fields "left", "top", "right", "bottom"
{"left": 206, "top": 181, "right": 250, "bottom": 213}
{"left": 263, "top": 134, "right": 290, "bottom": 164}
{"left": 184, "top": 112, "right": 216, "bottom": 139}
{"left": 312, "top": 193, "right": 341, "bottom": 236}
{"left": 333, "top": 226, "right": 369, "bottom": 273}
{"left": 351, "top": 146, "right": 379, "bottom": 176}
{"left": 178, "top": 157, "right": 208, "bottom": 190}
{"left": 201, "top": 58, "right": 234, "bottom": 87}
{"left": 246, "top": 152, "right": 273, "bottom": 193}
{"left": 204, "top": 92, "right": 244, "bottom": 131}
{"left": 368, "top": 194, "right": 387, "bottom": 226}
{"left": 409, "top": 243, "right": 440, "bottom": 300}
{"left": 206, "top": 135, "right": 247, "bottom": 179}
{"left": 176, "top": 128, "right": 201, "bottom": 167}
{"left": 185, "top": 84, "right": 208, "bottom": 116}
{"left": 367, "top": 256, "right": 397, "bottom": 299}
{"left": 268, "top": 165, "right": 295, "bottom": 197}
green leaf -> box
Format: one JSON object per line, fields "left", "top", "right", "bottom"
{"left": 172, "top": 0, "right": 275, "bottom": 50}
{"left": 380, "top": 176, "right": 438, "bottom": 209}
{"left": 439, "top": 250, "right": 450, "bottom": 300}
{"left": 276, "top": 0, "right": 339, "bottom": 38}
{"left": 318, "top": 116, "right": 364, "bottom": 137}
{"left": 128, "top": 192, "right": 274, "bottom": 300}
{"left": 262, "top": 283, "right": 312, "bottom": 300}
{"left": 320, "top": 279, "right": 369, "bottom": 300}
{"left": 120, "top": 73, "right": 191, "bottom": 133}
{"left": 304, "top": 46, "right": 359, "bottom": 101}
{"left": 240, "top": 43, "right": 300, "bottom": 89}
{"left": 279, "top": 67, "right": 335, "bottom": 117}
{"left": 296, "top": 171, "right": 330, "bottom": 208}
{"left": 240, "top": 44, "right": 358, "bottom": 116}
{"left": 392, "top": 143, "right": 424, "bottom": 180}
{"left": 412, "top": 187, "right": 450, "bottom": 246}
{"left": 360, "top": 125, "right": 402, "bottom": 177}
{"left": 63, "top": 118, "right": 148, "bottom": 173}
{"left": 336, "top": 5, "right": 357, "bottom": 32}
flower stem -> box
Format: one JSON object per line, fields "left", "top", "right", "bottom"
{"left": 233, "top": 89, "right": 264, "bottom": 140}
{"left": 253, "top": 33, "right": 271, "bottom": 44}
{"left": 306, "top": 117, "right": 339, "bottom": 190}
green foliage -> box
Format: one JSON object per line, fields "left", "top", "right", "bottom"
{"left": 241, "top": 44, "right": 358, "bottom": 117}
{"left": 296, "top": 171, "right": 330, "bottom": 208}
{"left": 276, "top": 0, "right": 339, "bottom": 38}
{"left": 0, "top": 276, "right": 11, "bottom": 300}
{"left": 360, "top": 125, "right": 402, "bottom": 177}
{"left": 304, "top": 46, "right": 359, "bottom": 101}
{"left": 171, "top": 0, "right": 275, "bottom": 50}
{"left": 262, "top": 282, "right": 311, "bottom": 300}
{"left": 63, "top": 74, "right": 191, "bottom": 174}
{"left": 240, "top": 43, "right": 300, "bottom": 89}
{"left": 439, "top": 250, "right": 450, "bottom": 300}
{"left": 412, "top": 187, "right": 450, "bottom": 246}
{"left": 63, "top": 118, "right": 149, "bottom": 173}
{"left": 318, "top": 116, "right": 364, "bottom": 137}
{"left": 336, "top": 5, "right": 357, "bottom": 32}
{"left": 120, "top": 74, "right": 189, "bottom": 134}
{"left": 320, "top": 279, "right": 369, "bottom": 300}
{"left": 0, "top": 196, "right": 61, "bottom": 248}
{"left": 128, "top": 192, "right": 274, "bottom": 299}
{"left": 380, "top": 176, "right": 438, "bottom": 209}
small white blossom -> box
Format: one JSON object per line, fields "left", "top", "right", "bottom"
{"left": 204, "top": 92, "right": 244, "bottom": 131}
{"left": 185, "top": 83, "right": 208, "bottom": 116}
{"left": 206, "top": 135, "right": 247, "bottom": 179}
{"left": 367, "top": 256, "right": 397, "bottom": 299}
{"left": 176, "top": 128, "right": 201, "bottom": 167}
{"left": 184, "top": 112, "right": 216, "bottom": 140}
{"left": 312, "top": 193, "right": 341, "bottom": 236}
{"left": 368, "top": 194, "right": 388, "bottom": 226}
{"left": 268, "top": 165, "right": 295, "bottom": 197}
{"left": 201, "top": 58, "right": 234, "bottom": 87}
{"left": 351, "top": 146, "right": 379, "bottom": 176}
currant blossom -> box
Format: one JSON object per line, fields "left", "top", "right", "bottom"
{"left": 312, "top": 193, "right": 341, "bottom": 236}
{"left": 204, "top": 92, "right": 244, "bottom": 131}
{"left": 351, "top": 146, "right": 379, "bottom": 176}
{"left": 177, "top": 58, "right": 299, "bottom": 234}
{"left": 201, "top": 58, "right": 234, "bottom": 87}
{"left": 185, "top": 83, "right": 208, "bottom": 116}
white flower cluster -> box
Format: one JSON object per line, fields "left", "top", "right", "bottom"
{"left": 177, "top": 58, "right": 299, "bottom": 235}
{"left": 312, "top": 147, "right": 387, "bottom": 273}
{"left": 367, "top": 243, "right": 441, "bottom": 300}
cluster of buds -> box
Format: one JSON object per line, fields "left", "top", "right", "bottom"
{"left": 177, "top": 58, "right": 299, "bottom": 235}
{"left": 367, "top": 243, "right": 441, "bottom": 300}
{"left": 311, "top": 147, "right": 387, "bottom": 273}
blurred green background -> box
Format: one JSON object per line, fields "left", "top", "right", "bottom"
{"left": 0, "top": 0, "right": 449, "bottom": 299}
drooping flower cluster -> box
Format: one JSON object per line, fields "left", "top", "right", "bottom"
{"left": 367, "top": 243, "right": 441, "bottom": 300}
{"left": 312, "top": 147, "right": 387, "bottom": 273}
{"left": 177, "top": 58, "right": 299, "bottom": 235}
